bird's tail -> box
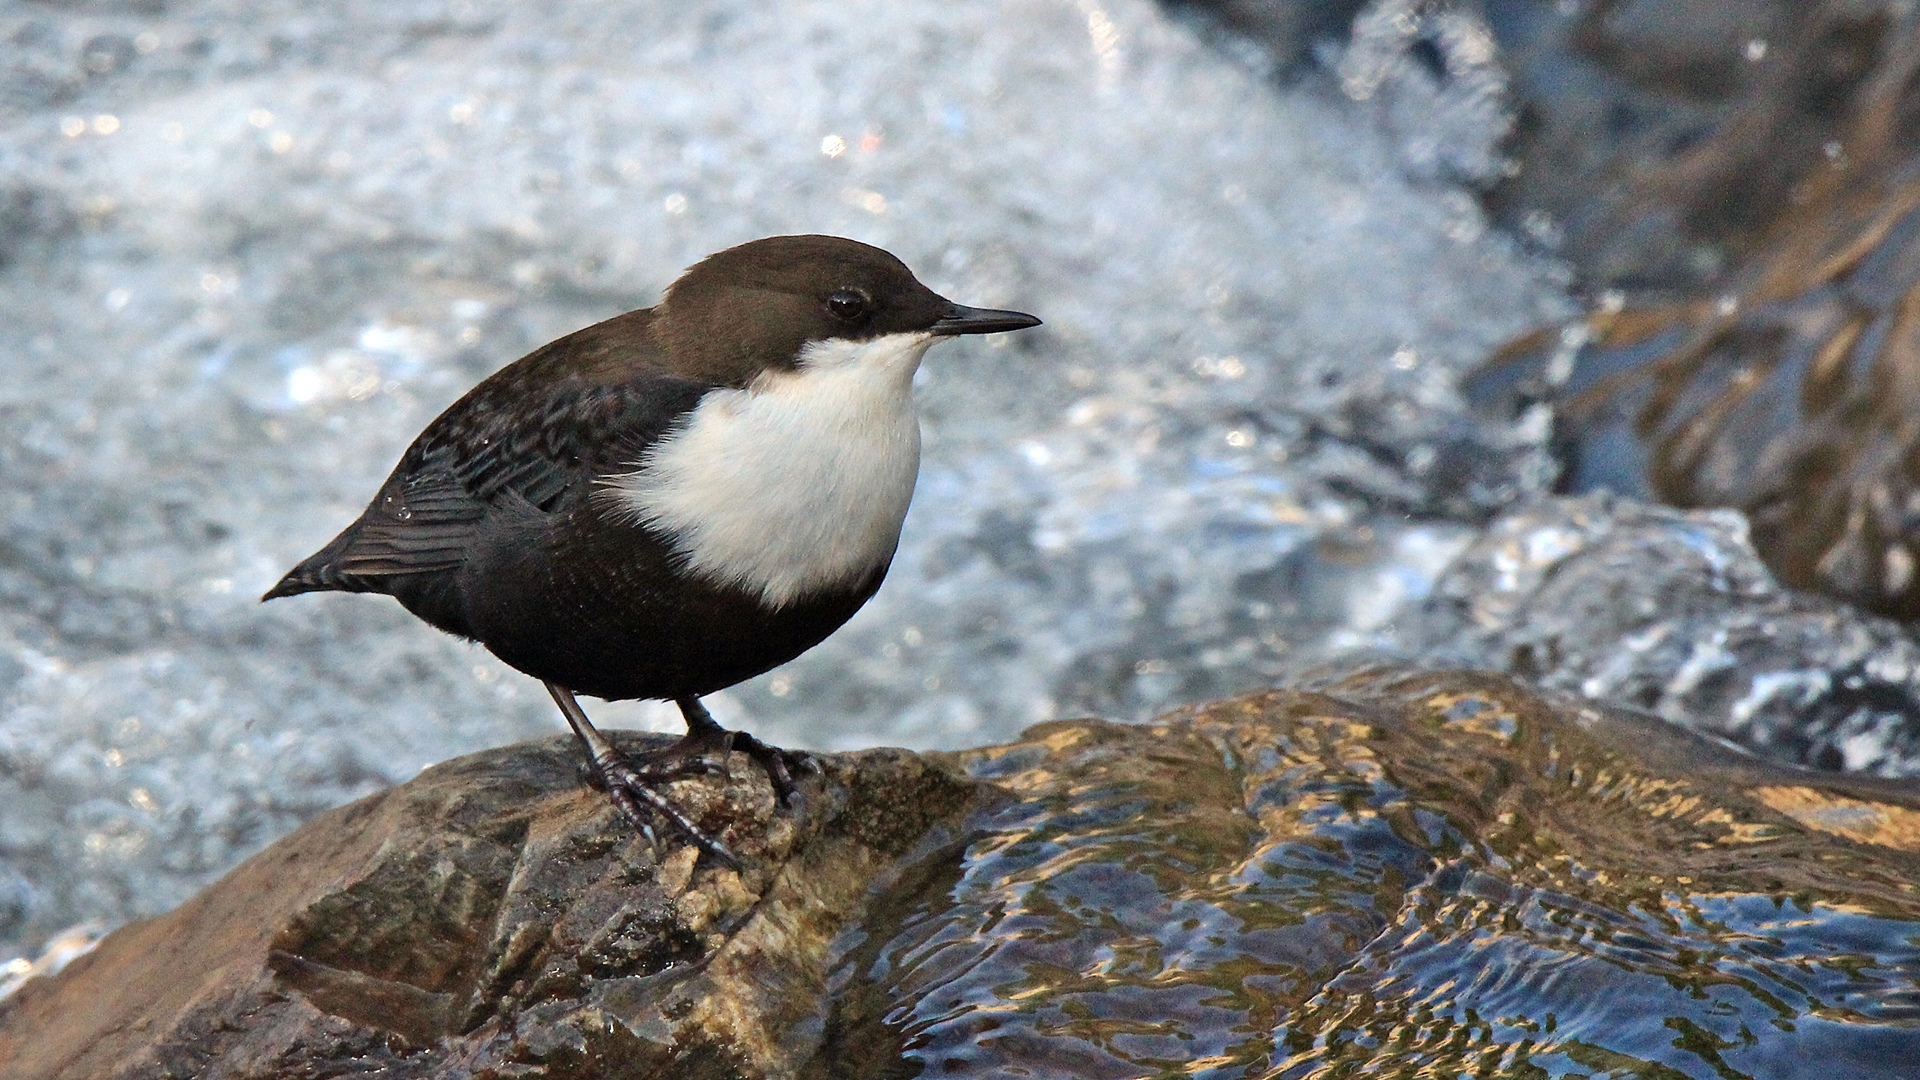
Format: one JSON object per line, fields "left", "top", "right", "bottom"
{"left": 260, "top": 528, "right": 378, "bottom": 601}
{"left": 261, "top": 565, "right": 334, "bottom": 601}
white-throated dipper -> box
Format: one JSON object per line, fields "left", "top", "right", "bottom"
{"left": 264, "top": 235, "right": 1040, "bottom": 862}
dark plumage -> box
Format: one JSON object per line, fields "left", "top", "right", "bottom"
{"left": 265, "top": 235, "right": 1040, "bottom": 860}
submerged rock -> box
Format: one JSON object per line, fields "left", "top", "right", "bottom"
{"left": 1473, "top": 152, "right": 1920, "bottom": 621}
{"left": 7, "top": 668, "right": 1920, "bottom": 1077}
{"left": 1391, "top": 493, "right": 1920, "bottom": 776}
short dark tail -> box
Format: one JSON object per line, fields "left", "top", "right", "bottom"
{"left": 261, "top": 563, "right": 335, "bottom": 601}
{"left": 261, "top": 528, "right": 378, "bottom": 601}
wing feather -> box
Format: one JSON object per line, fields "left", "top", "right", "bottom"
{"left": 265, "top": 356, "right": 706, "bottom": 598}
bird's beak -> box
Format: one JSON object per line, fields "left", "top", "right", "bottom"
{"left": 930, "top": 303, "right": 1042, "bottom": 336}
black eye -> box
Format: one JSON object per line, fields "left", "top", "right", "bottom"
{"left": 826, "top": 288, "right": 870, "bottom": 321}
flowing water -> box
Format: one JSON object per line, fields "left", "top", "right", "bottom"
{"left": 0, "top": 0, "right": 1571, "bottom": 957}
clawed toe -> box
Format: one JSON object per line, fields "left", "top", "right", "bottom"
{"left": 579, "top": 750, "right": 715, "bottom": 791}
{"left": 551, "top": 685, "right": 818, "bottom": 868}
{"left": 675, "top": 696, "right": 816, "bottom": 806}
{"left": 550, "top": 683, "right": 738, "bottom": 866}
{"left": 730, "top": 731, "right": 817, "bottom": 806}
{"left": 574, "top": 730, "right": 808, "bottom": 866}
{"left": 592, "top": 751, "right": 739, "bottom": 867}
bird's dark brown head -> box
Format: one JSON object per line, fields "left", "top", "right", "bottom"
{"left": 652, "top": 234, "right": 1039, "bottom": 386}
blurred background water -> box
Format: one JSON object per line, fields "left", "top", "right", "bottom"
{"left": 0, "top": 0, "right": 1577, "bottom": 959}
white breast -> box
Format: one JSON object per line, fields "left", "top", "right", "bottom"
{"left": 599, "top": 332, "right": 935, "bottom": 609}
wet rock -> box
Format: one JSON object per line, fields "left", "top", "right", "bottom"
{"left": 0, "top": 734, "right": 992, "bottom": 1079}
{"left": 1185, "top": 0, "right": 1913, "bottom": 294}
{"left": 1390, "top": 493, "right": 1920, "bottom": 775}
{"left": 1482, "top": 0, "right": 1899, "bottom": 294}
{"left": 8, "top": 669, "right": 1920, "bottom": 1077}
{"left": 1444, "top": 0, "right": 1920, "bottom": 621}
{"left": 1469, "top": 20, "right": 1920, "bottom": 617}
{"left": 1171, "top": 2, "right": 1920, "bottom": 618}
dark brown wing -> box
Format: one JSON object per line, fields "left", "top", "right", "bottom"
{"left": 263, "top": 311, "right": 708, "bottom": 600}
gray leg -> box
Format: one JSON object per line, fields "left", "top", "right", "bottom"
{"left": 547, "top": 682, "right": 737, "bottom": 865}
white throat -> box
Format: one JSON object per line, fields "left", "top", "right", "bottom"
{"left": 600, "top": 332, "right": 935, "bottom": 608}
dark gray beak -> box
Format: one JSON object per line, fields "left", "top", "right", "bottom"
{"left": 930, "top": 303, "right": 1042, "bottom": 336}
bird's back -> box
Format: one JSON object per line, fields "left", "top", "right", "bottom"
{"left": 263, "top": 307, "right": 703, "bottom": 616}
{"left": 261, "top": 303, "right": 892, "bottom": 697}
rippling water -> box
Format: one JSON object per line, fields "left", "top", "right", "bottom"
{"left": 815, "top": 670, "right": 1920, "bottom": 1078}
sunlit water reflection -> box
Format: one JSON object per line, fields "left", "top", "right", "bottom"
{"left": 815, "top": 670, "right": 1920, "bottom": 1078}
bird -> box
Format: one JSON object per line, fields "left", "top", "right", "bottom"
{"left": 263, "top": 234, "right": 1041, "bottom": 862}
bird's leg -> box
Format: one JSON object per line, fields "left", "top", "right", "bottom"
{"left": 675, "top": 696, "right": 816, "bottom": 806}
{"left": 546, "top": 682, "right": 736, "bottom": 866}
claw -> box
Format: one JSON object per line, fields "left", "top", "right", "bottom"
{"left": 547, "top": 683, "right": 813, "bottom": 868}
{"left": 549, "top": 682, "right": 740, "bottom": 867}
{"left": 593, "top": 747, "right": 740, "bottom": 867}
{"left": 674, "top": 696, "right": 816, "bottom": 805}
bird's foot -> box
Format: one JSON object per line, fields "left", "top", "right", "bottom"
{"left": 582, "top": 744, "right": 739, "bottom": 868}
{"left": 674, "top": 697, "right": 819, "bottom": 808}
{"left": 725, "top": 729, "right": 819, "bottom": 808}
